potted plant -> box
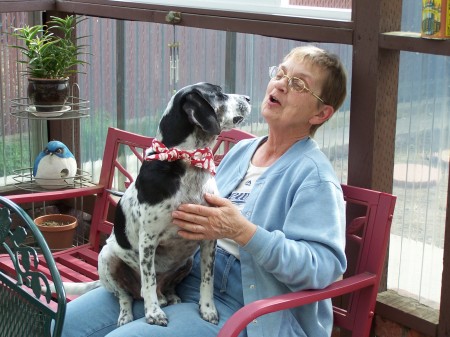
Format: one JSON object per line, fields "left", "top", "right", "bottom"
{"left": 34, "top": 213, "right": 78, "bottom": 251}
{"left": 10, "top": 15, "right": 89, "bottom": 113}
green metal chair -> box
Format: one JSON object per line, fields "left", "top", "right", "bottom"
{"left": 0, "top": 196, "right": 66, "bottom": 337}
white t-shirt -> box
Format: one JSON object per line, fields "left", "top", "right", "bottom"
{"left": 217, "top": 163, "right": 267, "bottom": 259}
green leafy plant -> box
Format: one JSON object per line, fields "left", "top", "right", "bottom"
{"left": 9, "top": 15, "right": 90, "bottom": 79}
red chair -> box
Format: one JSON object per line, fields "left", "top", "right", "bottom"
{"left": 217, "top": 184, "right": 396, "bottom": 337}
{"left": 211, "top": 128, "right": 255, "bottom": 165}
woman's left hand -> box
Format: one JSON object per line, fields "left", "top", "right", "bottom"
{"left": 172, "top": 193, "right": 257, "bottom": 245}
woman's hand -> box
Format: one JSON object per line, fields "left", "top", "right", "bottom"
{"left": 172, "top": 193, "right": 257, "bottom": 246}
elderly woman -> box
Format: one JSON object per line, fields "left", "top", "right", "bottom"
{"left": 63, "top": 45, "right": 347, "bottom": 337}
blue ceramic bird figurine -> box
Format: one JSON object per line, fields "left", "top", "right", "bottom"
{"left": 33, "top": 140, "right": 78, "bottom": 189}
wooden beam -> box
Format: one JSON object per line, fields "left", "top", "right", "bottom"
{"left": 380, "top": 32, "right": 450, "bottom": 57}
{"left": 348, "top": 0, "right": 400, "bottom": 193}
{"left": 0, "top": 0, "right": 54, "bottom": 12}
{"left": 55, "top": 0, "right": 353, "bottom": 45}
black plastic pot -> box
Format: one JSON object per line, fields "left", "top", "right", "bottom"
{"left": 27, "top": 78, "right": 70, "bottom": 112}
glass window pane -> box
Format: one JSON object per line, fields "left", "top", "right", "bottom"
{"left": 121, "top": 0, "right": 351, "bottom": 20}
{"left": 389, "top": 51, "right": 450, "bottom": 309}
{"left": 77, "top": 18, "right": 352, "bottom": 184}
{"left": 401, "top": 1, "right": 422, "bottom": 32}
{"left": 0, "top": 13, "right": 39, "bottom": 187}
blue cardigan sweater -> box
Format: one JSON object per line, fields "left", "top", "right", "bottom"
{"left": 216, "top": 136, "right": 347, "bottom": 337}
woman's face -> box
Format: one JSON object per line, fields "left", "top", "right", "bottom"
{"left": 261, "top": 56, "right": 329, "bottom": 135}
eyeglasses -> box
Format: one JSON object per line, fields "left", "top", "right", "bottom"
{"left": 269, "top": 66, "right": 326, "bottom": 104}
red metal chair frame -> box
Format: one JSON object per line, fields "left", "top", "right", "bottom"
{"left": 211, "top": 128, "right": 255, "bottom": 165}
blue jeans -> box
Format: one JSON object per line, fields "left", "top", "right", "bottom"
{"left": 61, "top": 247, "right": 245, "bottom": 337}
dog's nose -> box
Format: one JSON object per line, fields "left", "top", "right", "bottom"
{"left": 233, "top": 116, "right": 244, "bottom": 124}
{"left": 244, "top": 96, "right": 250, "bottom": 103}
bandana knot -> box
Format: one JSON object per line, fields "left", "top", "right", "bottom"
{"left": 146, "top": 139, "right": 216, "bottom": 175}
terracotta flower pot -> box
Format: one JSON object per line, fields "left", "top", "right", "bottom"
{"left": 34, "top": 214, "right": 78, "bottom": 251}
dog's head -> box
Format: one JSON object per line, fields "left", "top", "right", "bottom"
{"left": 158, "top": 82, "right": 251, "bottom": 148}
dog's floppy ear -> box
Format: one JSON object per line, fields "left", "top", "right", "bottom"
{"left": 182, "top": 91, "right": 221, "bottom": 135}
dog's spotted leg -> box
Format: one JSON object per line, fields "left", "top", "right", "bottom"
{"left": 98, "top": 242, "right": 138, "bottom": 326}
{"left": 117, "top": 292, "right": 134, "bottom": 326}
{"left": 140, "top": 232, "right": 168, "bottom": 326}
{"left": 198, "top": 240, "right": 219, "bottom": 324}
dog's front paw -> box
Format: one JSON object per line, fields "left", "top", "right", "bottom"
{"left": 146, "top": 306, "right": 168, "bottom": 326}
{"left": 199, "top": 303, "right": 219, "bottom": 325}
{"left": 117, "top": 310, "right": 133, "bottom": 326}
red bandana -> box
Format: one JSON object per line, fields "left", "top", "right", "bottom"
{"left": 146, "top": 139, "right": 216, "bottom": 175}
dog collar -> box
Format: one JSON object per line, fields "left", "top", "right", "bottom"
{"left": 146, "top": 139, "right": 216, "bottom": 175}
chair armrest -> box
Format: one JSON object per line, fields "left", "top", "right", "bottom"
{"left": 6, "top": 185, "right": 104, "bottom": 204}
{"left": 217, "top": 272, "right": 377, "bottom": 337}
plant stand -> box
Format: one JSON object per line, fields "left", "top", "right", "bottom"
{"left": 9, "top": 92, "right": 92, "bottom": 249}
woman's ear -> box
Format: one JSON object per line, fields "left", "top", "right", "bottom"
{"left": 309, "top": 105, "right": 335, "bottom": 125}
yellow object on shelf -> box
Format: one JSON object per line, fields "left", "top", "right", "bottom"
{"left": 422, "top": 0, "right": 450, "bottom": 39}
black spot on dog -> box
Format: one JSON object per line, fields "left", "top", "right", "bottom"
{"left": 143, "top": 246, "right": 152, "bottom": 258}
{"left": 114, "top": 201, "right": 132, "bottom": 249}
{"left": 135, "top": 160, "right": 186, "bottom": 205}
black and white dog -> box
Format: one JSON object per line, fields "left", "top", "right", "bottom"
{"left": 60, "top": 83, "right": 250, "bottom": 327}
